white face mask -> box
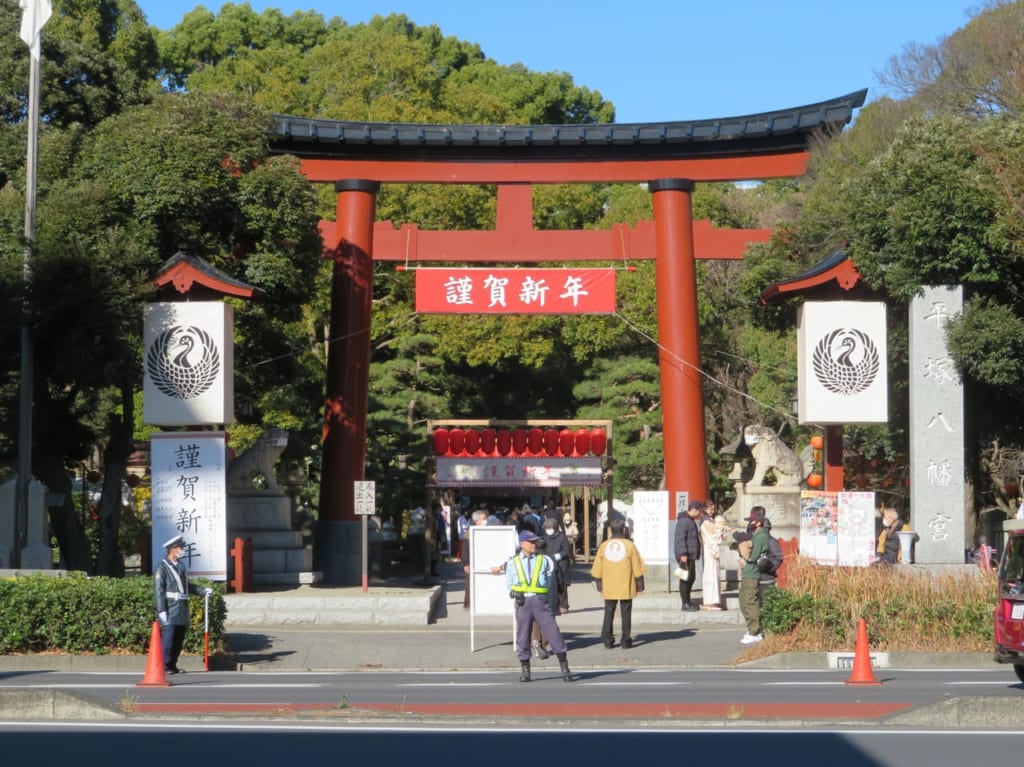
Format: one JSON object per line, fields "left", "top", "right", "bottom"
{"left": 544, "top": 527, "right": 556, "bottom": 536}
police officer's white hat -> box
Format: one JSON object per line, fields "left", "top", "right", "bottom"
{"left": 162, "top": 534, "right": 186, "bottom": 550}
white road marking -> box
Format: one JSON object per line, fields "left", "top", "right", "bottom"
{"left": 0, "top": 683, "right": 323, "bottom": 690}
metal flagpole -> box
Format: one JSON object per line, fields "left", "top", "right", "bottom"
{"left": 15, "top": 1, "right": 52, "bottom": 567}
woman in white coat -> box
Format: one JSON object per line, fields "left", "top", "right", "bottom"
{"left": 699, "top": 502, "right": 728, "bottom": 610}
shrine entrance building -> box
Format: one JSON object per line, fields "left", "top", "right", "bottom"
{"left": 269, "top": 89, "right": 865, "bottom": 584}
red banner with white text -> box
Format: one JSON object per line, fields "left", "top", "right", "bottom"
{"left": 415, "top": 268, "right": 616, "bottom": 314}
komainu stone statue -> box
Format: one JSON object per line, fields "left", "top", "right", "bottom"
{"left": 742, "top": 425, "right": 812, "bottom": 487}
{"left": 227, "top": 428, "right": 289, "bottom": 495}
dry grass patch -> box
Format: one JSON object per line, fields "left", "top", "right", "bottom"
{"left": 745, "top": 557, "right": 996, "bottom": 657}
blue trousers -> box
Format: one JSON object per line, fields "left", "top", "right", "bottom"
{"left": 160, "top": 623, "right": 187, "bottom": 670}
{"left": 515, "top": 594, "right": 567, "bottom": 661}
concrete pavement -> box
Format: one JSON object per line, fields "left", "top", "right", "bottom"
{"left": 0, "top": 557, "right": 993, "bottom": 675}
{"left": 0, "top": 555, "right": 1011, "bottom": 725}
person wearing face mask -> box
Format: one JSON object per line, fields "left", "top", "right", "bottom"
{"left": 543, "top": 516, "right": 572, "bottom": 613}
{"left": 876, "top": 507, "right": 911, "bottom": 564}
{"left": 154, "top": 534, "right": 212, "bottom": 674}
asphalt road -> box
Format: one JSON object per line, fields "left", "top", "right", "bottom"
{"left": 3, "top": 666, "right": 1022, "bottom": 722}
{"left": 3, "top": 722, "right": 1024, "bottom": 767}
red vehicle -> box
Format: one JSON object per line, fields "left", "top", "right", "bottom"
{"left": 994, "top": 523, "right": 1024, "bottom": 683}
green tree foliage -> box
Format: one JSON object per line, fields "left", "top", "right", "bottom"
{"left": 0, "top": 0, "right": 158, "bottom": 131}
{"left": 878, "top": 0, "right": 1024, "bottom": 118}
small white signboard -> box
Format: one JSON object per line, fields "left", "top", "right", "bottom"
{"left": 354, "top": 481, "right": 376, "bottom": 516}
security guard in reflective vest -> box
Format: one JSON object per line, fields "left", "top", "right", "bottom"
{"left": 504, "top": 530, "right": 574, "bottom": 682}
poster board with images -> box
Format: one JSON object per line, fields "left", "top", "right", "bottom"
{"left": 469, "top": 525, "right": 518, "bottom": 616}
{"left": 799, "top": 491, "right": 878, "bottom": 567}
{"left": 836, "top": 491, "right": 877, "bottom": 566}
{"left": 800, "top": 491, "right": 838, "bottom": 566}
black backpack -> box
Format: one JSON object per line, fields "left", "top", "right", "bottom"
{"left": 756, "top": 535, "right": 784, "bottom": 576}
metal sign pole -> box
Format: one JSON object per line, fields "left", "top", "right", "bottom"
{"left": 354, "top": 480, "right": 375, "bottom": 593}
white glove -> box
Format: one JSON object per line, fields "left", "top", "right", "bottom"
{"left": 158, "top": 611, "right": 168, "bottom": 624}
{"left": 553, "top": 553, "right": 562, "bottom": 561}
{"left": 203, "top": 587, "right": 213, "bottom": 597}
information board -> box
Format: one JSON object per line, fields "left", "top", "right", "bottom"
{"left": 631, "top": 490, "right": 669, "bottom": 566}
{"left": 469, "top": 525, "right": 518, "bottom": 616}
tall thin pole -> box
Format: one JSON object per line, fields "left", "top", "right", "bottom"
{"left": 16, "top": 2, "right": 50, "bottom": 567}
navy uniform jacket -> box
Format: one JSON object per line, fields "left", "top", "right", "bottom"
{"left": 154, "top": 557, "right": 202, "bottom": 626}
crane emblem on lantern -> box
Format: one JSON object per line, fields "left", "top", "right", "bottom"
{"left": 146, "top": 325, "right": 221, "bottom": 399}
{"left": 812, "top": 328, "right": 880, "bottom": 396}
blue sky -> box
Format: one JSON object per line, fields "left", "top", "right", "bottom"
{"left": 137, "top": 1, "right": 981, "bottom": 123}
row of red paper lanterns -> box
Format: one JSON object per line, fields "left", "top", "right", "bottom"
{"left": 432, "top": 427, "right": 607, "bottom": 457}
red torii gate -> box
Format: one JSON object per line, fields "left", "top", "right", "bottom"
{"left": 270, "top": 90, "right": 865, "bottom": 583}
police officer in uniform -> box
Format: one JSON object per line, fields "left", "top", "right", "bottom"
{"left": 504, "top": 530, "right": 574, "bottom": 683}
{"left": 154, "top": 534, "right": 211, "bottom": 674}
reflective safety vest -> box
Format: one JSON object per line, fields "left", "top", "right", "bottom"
{"left": 511, "top": 554, "right": 547, "bottom": 594}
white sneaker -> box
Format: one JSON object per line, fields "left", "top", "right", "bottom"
{"left": 740, "top": 633, "right": 764, "bottom": 644}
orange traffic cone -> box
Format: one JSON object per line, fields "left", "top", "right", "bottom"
{"left": 845, "top": 617, "right": 881, "bottom": 686}
{"left": 137, "top": 621, "right": 171, "bottom": 687}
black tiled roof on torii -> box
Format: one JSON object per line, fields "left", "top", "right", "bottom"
{"left": 269, "top": 89, "right": 867, "bottom": 162}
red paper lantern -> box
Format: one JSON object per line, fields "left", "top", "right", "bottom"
{"left": 511, "top": 429, "right": 528, "bottom": 455}
{"left": 480, "top": 428, "right": 496, "bottom": 455}
{"left": 464, "top": 428, "right": 480, "bottom": 455}
{"left": 543, "top": 429, "right": 559, "bottom": 456}
{"left": 806, "top": 473, "right": 824, "bottom": 489}
{"left": 449, "top": 428, "right": 465, "bottom": 455}
{"left": 590, "top": 428, "right": 607, "bottom": 456}
{"left": 558, "top": 429, "right": 575, "bottom": 456}
{"left": 528, "top": 428, "right": 543, "bottom": 455}
{"left": 432, "top": 428, "right": 450, "bottom": 455}
{"left": 497, "top": 429, "right": 512, "bottom": 456}
{"left": 810, "top": 434, "right": 824, "bottom": 450}
{"left": 574, "top": 428, "right": 591, "bottom": 456}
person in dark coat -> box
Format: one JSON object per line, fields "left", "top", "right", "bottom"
{"left": 542, "top": 516, "right": 573, "bottom": 613}
{"left": 154, "top": 534, "right": 210, "bottom": 674}
{"left": 673, "top": 500, "right": 703, "bottom": 611}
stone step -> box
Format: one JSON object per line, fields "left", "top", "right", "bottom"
{"left": 252, "top": 571, "right": 322, "bottom": 586}
{"left": 224, "top": 586, "right": 442, "bottom": 627}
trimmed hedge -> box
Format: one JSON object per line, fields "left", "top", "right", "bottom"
{"left": 0, "top": 574, "right": 224, "bottom": 655}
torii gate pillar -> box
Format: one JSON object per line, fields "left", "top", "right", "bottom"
{"left": 320, "top": 184, "right": 377, "bottom": 498}
{"left": 651, "top": 179, "right": 709, "bottom": 507}
{"left": 315, "top": 180, "right": 377, "bottom": 582}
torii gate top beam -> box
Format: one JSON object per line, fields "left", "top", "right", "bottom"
{"left": 269, "top": 89, "right": 866, "bottom": 184}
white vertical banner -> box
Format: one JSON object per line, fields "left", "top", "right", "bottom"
{"left": 631, "top": 490, "right": 669, "bottom": 566}
{"left": 144, "top": 302, "right": 234, "bottom": 426}
{"left": 151, "top": 432, "right": 227, "bottom": 580}
{"left": 798, "top": 301, "right": 888, "bottom": 424}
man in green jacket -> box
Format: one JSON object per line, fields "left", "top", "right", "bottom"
{"left": 737, "top": 506, "right": 770, "bottom": 645}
